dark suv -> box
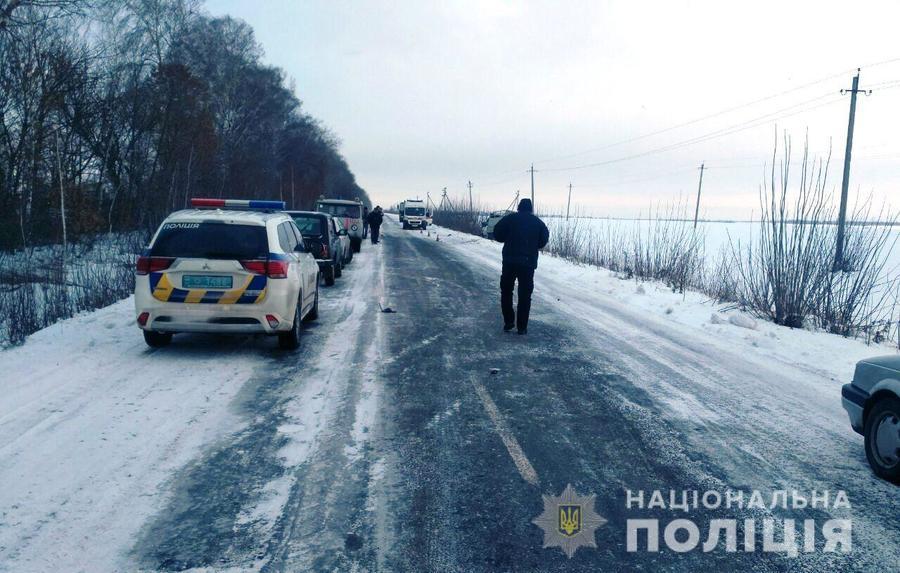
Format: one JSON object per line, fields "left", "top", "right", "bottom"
{"left": 287, "top": 211, "right": 347, "bottom": 286}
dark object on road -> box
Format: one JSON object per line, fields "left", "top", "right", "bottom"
{"left": 287, "top": 211, "right": 352, "bottom": 286}
{"left": 842, "top": 356, "right": 900, "bottom": 483}
{"left": 492, "top": 198, "right": 549, "bottom": 334}
{"left": 368, "top": 206, "right": 384, "bottom": 244}
{"left": 345, "top": 533, "right": 364, "bottom": 551}
{"left": 380, "top": 305, "right": 395, "bottom": 313}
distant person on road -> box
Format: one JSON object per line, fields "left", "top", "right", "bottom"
{"left": 492, "top": 198, "right": 549, "bottom": 335}
{"left": 368, "top": 206, "right": 384, "bottom": 244}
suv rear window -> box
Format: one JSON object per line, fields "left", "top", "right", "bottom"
{"left": 317, "top": 203, "right": 361, "bottom": 219}
{"left": 151, "top": 222, "right": 268, "bottom": 260}
{"left": 292, "top": 215, "right": 325, "bottom": 236}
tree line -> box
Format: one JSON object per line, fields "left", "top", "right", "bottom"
{"left": 0, "top": 0, "right": 370, "bottom": 251}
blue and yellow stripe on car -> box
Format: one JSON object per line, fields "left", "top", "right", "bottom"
{"left": 149, "top": 272, "right": 268, "bottom": 304}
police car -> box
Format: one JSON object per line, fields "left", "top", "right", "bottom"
{"left": 135, "top": 199, "right": 320, "bottom": 349}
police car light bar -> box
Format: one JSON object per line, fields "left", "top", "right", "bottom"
{"left": 190, "top": 198, "right": 285, "bottom": 210}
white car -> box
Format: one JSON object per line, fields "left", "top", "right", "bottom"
{"left": 481, "top": 210, "right": 512, "bottom": 239}
{"left": 135, "top": 199, "right": 320, "bottom": 350}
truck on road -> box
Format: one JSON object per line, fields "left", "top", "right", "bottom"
{"left": 402, "top": 199, "right": 428, "bottom": 230}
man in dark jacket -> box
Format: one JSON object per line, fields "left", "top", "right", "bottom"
{"left": 367, "top": 206, "right": 384, "bottom": 244}
{"left": 492, "top": 198, "right": 549, "bottom": 335}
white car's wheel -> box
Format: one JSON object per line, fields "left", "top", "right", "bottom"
{"left": 304, "top": 280, "right": 319, "bottom": 322}
{"left": 278, "top": 302, "right": 302, "bottom": 350}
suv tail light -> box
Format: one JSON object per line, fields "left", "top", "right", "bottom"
{"left": 136, "top": 256, "right": 174, "bottom": 275}
{"left": 266, "top": 260, "right": 289, "bottom": 278}
{"left": 241, "top": 257, "right": 289, "bottom": 279}
{"left": 320, "top": 243, "right": 329, "bottom": 258}
{"left": 240, "top": 260, "right": 267, "bottom": 275}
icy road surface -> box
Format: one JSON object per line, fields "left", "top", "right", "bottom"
{"left": 0, "top": 216, "right": 898, "bottom": 572}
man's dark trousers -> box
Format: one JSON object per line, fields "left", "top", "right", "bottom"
{"left": 371, "top": 225, "right": 381, "bottom": 244}
{"left": 500, "top": 262, "right": 535, "bottom": 331}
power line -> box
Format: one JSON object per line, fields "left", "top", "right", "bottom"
{"left": 533, "top": 57, "right": 900, "bottom": 168}
{"left": 477, "top": 171, "right": 529, "bottom": 187}
{"left": 540, "top": 92, "right": 843, "bottom": 173}
{"left": 533, "top": 72, "right": 850, "bottom": 167}
{"left": 572, "top": 166, "right": 699, "bottom": 188}
{"left": 462, "top": 59, "right": 900, "bottom": 196}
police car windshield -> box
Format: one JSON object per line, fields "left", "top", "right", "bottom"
{"left": 151, "top": 222, "right": 268, "bottom": 260}
{"left": 292, "top": 215, "right": 325, "bottom": 236}
{"left": 405, "top": 207, "right": 425, "bottom": 216}
{"left": 318, "top": 203, "right": 360, "bottom": 218}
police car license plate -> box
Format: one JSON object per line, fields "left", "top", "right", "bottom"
{"left": 183, "top": 275, "right": 233, "bottom": 289}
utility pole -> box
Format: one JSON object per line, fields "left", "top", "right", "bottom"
{"left": 468, "top": 180, "right": 473, "bottom": 212}
{"left": 693, "top": 162, "right": 705, "bottom": 229}
{"left": 528, "top": 163, "right": 536, "bottom": 209}
{"left": 566, "top": 183, "right": 573, "bottom": 221}
{"left": 834, "top": 69, "right": 870, "bottom": 272}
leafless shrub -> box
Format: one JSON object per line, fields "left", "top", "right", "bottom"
{"left": 704, "top": 247, "right": 740, "bottom": 303}
{"left": 545, "top": 201, "right": 705, "bottom": 293}
{"left": 1, "top": 285, "right": 42, "bottom": 345}
{"left": 730, "top": 134, "right": 899, "bottom": 338}
{"left": 433, "top": 195, "right": 486, "bottom": 236}
{"left": 545, "top": 209, "right": 589, "bottom": 260}
{"left": 819, "top": 197, "right": 899, "bottom": 339}
{"left": 626, "top": 202, "right": 705, "bottom": 293}
{"left": 0, "top": 231, "right": 143, "bottom": 345}
{"left": 730, "top": 136, "right": 834, "bottom": 328}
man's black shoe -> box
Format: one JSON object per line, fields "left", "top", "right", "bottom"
{"left": 517, "top": 328, "right": 527, "bottom": 335}
{"left": 503, "top": 323, "right": 515, "bottom": 332}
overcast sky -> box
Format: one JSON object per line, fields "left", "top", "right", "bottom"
{"left": 206, "top": 0, "right": 900, "bottom": 219}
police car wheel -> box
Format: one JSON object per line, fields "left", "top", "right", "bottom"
{"left": 865, "top": 396, "right": 900, "bottom": 483}
{"left": 278, "top": 303, "right": 302, "bottom": 350}
{"left": 304, "top": 281, "right": 319, "bottom": 322}
{"left": 143, "top": 330, "right": 172, "bottom": 348}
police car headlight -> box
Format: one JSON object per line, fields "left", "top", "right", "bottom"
{"left": 351, "top": 224, "right": 358, "bottom": 231}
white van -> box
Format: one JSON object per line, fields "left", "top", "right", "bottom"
{"left": 315, "top": 197, "right": 367, "bottom": 252}
{"left": 402, "top": 199, "right": 427, "bottom": 230}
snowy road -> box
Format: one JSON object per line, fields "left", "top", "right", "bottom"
{"left": 1, "top": 217, "right": 898, "bottom": 572}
